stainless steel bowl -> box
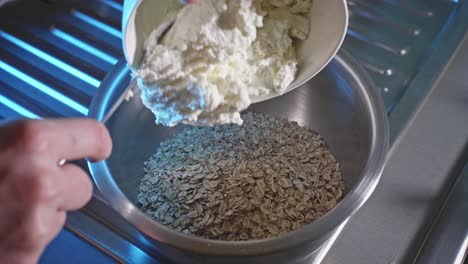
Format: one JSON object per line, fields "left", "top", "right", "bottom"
{"left": 88, "top": 50, "right": 389, "bottom": 264}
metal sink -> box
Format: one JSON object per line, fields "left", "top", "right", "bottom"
{"left": 0, "top": 0, "right": 468, "bottom": 263}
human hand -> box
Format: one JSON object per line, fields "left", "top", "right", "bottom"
{"left": 0, "top": 119, "right": 112, "bottom": 264}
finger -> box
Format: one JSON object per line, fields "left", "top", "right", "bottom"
{"left": 39, "top": 210, "right": 66, "bottom": 244}
{"left": 4, "top": 207, "right": 66, "bottom": 263}
{"left": 38, "top": 118, "right": 112, "bottom": 162}
{"left": 26, "top": 209, "right": 66, "bottom": 263}
{"left": 28, "top": 207, "right": 66, "bottom": 252}
{"left": 55, "top": 164, "right": 93, "bottom": 211}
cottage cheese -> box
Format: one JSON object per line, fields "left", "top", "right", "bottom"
{"left": 137, "top": 0, "right": 311, "bottom": 126}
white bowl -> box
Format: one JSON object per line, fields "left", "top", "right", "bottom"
{"left": 122, "top": 0, "right": 349, "bottom": 103}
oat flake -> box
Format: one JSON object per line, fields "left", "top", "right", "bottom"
{"left": 138, "top": 112, "right": 344, "bottom": 241}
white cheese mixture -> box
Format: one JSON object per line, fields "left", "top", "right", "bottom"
{"left": 137, "top": 0, "right": 311, "bottom": 126}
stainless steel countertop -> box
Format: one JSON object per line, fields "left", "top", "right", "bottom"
{"left": 324, "top": 31, "right": 468, "bottom": 264}
{"left": 62, "top": 2, "right": 468, "bottom": 263}
{"left": 414, "top": 163, "right": 468, "bottom": 264}
{"left": 1, "top": 0, "right": 468, "bottom": 263}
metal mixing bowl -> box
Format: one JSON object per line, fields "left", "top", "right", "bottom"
{"left": 88, "top": 50, "right": 389, "bottom": 264}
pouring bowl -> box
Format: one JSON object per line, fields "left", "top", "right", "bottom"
{"left": 122, "top": 0, "right": 349, "bottom": 103}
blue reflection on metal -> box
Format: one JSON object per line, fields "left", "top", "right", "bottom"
{"left": 0, "top": 61, "right": 88, "bottom": 115}
{"left": 346, "top": 29, "right": 368, "bottom": 44}
{"left": 73, "top": 11, "right": 122, "bottom": 38}
{"left": 99, "top": 0, "right": 123, "bottom": 11}
{"left": 0, "top": 31, "right": 101, "bottom": 88}
{"left": 127, "top": 240, "right": 153, "bottom": 263}
{"left": 51, "top": 28, "right": 118, "bottom": 65}
{"left": 0, "top": 94, "right": 39, "bottom": 119}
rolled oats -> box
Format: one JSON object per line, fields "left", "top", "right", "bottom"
{"left": 138, "top": 112, "right": 344, "bottom": 241}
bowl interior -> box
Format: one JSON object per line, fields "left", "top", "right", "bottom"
{"left": 105, "top": 59, "right": 373, "bottom": 207}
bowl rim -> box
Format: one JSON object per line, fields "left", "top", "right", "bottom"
{"left": 88, "top": 50, "right": 389, "bottom": 256}
{"left": 251, "top": 0, "right": 349, "bottom": 103}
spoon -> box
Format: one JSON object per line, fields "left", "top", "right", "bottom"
{"left": 103, "top": 17, "right": 175, "bottom": 123}
{"left": 98, "top": 0, "right": 183, "bottom": 123}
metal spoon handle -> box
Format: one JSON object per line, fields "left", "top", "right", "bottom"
{"left": 102, "top": 84, "right": 136, "bottom": 123}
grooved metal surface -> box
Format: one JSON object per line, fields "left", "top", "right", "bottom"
{"left": 0, "top": 0, "right": 122, "bottom": 119}
{"left": 346, "top": 0, "right": 459, "bottom": 111}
